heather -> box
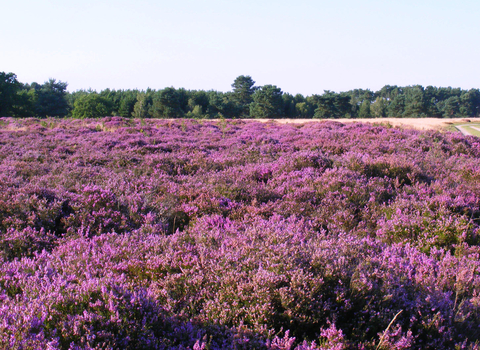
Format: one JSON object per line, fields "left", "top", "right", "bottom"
{"left": 1, "top": 117, "right": 480, "bottom": 349}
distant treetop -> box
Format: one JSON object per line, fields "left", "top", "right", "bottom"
{"left": 1, "top": 72, "right": 479, "bottom": 119}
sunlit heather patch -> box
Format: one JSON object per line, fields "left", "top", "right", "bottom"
{"left": 0, "top": 118, "right": 480, "bottom": 349}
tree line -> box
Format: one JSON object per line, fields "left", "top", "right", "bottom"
{"left": 1, "top": 72, "right": 480, "bottom": 119}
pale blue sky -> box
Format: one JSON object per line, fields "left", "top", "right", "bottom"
{"left": 2, "top": 0, "right": 479, "bottom": 95}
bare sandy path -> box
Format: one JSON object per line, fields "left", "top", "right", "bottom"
{"left": 456, "top": 125, "right": 474, "bottom": 136}
{"left": 251, "top": 118, "right": 480, "bottom": 131}
{"left": 471, "top": 126, "right": 480, "bottom": 132}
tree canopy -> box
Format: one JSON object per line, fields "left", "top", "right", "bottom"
{"left": 231, "top": 75, "right": 257, "bottom": 116}
{"left": 249, "top": 85, "right": 283, "bottom": 119}
{"left": 0, "top": 72, "right": 21, "bottom": 116}
{"left": 2, "top": 72, "right": 480, "bottom": 119}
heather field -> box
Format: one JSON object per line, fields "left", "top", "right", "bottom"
{"left": 2, "top": 117, "right": 480, "bottom": 349}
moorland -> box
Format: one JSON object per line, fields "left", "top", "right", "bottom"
{"left": 1, "top": 117, "right": 480, "bottom": 349}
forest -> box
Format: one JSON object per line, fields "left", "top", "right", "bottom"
{"left": 1, "top": 72, "right": 480, "bottom": 119}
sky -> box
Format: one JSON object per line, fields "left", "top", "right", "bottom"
{"left": 2, "top": 0, "right": 480, "bottom": 95}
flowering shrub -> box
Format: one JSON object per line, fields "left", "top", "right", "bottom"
{"left": 1, "top": 117, "right": 480, "bottom": 349}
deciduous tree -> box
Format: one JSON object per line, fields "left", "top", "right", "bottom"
{"left": 72, "top": 93, "right": 112, "bottom": 118}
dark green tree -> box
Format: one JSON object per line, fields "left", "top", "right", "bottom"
{"left": 132, "top": 92, "right": 152, "bottom": 119}
{"left": 439, "top": 96, "right": 460, "bottom": 118}
{"left": 295, "top": 102, "right": 314, "bottom": 118}
{"left": 33, "top": 79, "right": 69, "bottom": 117}
{"left": 71, "top": 93, "right": 112, "bottom": 118}
{"left": 313, "top": 91, "right": 351, "bottom": 118}
{"left": 370, "top": 97, "right": 388, "bottom": 118}
{"left": 459, "top": 89, "right": 480, "bottom": 118}
{"left": 187, "top": 90, "right": 210, "bottom": 117}
{"left": 249, "top": 85, "right": 283, "bottom": 118}
{"left": 13, "top": 88, "right": 37, "bottom": 117}
{"left": 207, "top": 91, "right": 238, "bottom": 118}
{"left": 231, "top": 75, "right": 257, "bottom": 116}
{"left": 0, "top": 72, "right": 21, "bottom": 116}
{"left": 403, "top": 85, "right": 426, "bottom": 118}
{"left": 292, "top": 94, "right": 313, "bottom": 118}
{"left": 387, "top": 94, "right": 405, "bottom": 118}
{"left": 358, "top": 100, "right": 371, "bottom": 118}
{"left": 98, "top": 89, "right": 122, "bottom": 115}
{"left": 150, "top": 87, "right": 184, "bottom": 118}
{"left": 282, "top": 93, "right": 296, "bottom": 118}
{"left": 376, "top": 85, "right": 398, "bottom": 101}
{"left": 117, "top": 90, "right": 138, "bottom": 118}
{"left": 423, "top": 86, "right": 441, "bottom": 117}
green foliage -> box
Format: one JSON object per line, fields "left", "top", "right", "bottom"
{"left": 358, "top": 100, "right": 371, "bottom": 118}
{"left": 0, "top": 72, "right": 21, "bottom": 116}
{"left": 282, "top": 93, "right": 297, "bottom": 118}
{"left": 187, "top": 90, "right": 209, "bottom": 117}
{"left": 440, "top": 96, "right": 460, "bottom": 118}
{"left": 33, "top": 79, "right": 69, "bottom": 117}
{"left": 72, "top": 93, "right": 112, "bottom": 119}
{"left": 387, "top": 94, "right": 405, "bottom": 118}
{"left": 313, "top": 91, "right": 351, "bottom": 118}
{"left": 403, "top": 85, "right": 426, "bottom": 117}
{"left": 186, "top": 105, "right": 205, "bottom": 119}
{"left": 231, "top": 75, "right": 257, "bottom": 116}
{"left": 3, "top": 71, "right": 480, "bottom": 119}
{"left": 13, "top": 89, "right": 37, "bottom": 118}
{"left": 117, "top": 91, "right": 137, "bottom": 118}
{"left": 249, "top": 84, "right": 284, "bottom": 118}
{"left": 208, "top": 91, "right": 238, "bottom": 118}
{"left": 150, "top": 87, "right": 185, "bottom": 118}
{"left": 295, "top": 102, "right": 314, "bottom": 118}
{"left": 371, "top": 97, "right": 387, "bottom": 118}
{"left": 132, "top": 92, "right": 151, "bottom": 118}
{"left": 293, "top": 94, "right": 315, "bottom": 118}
